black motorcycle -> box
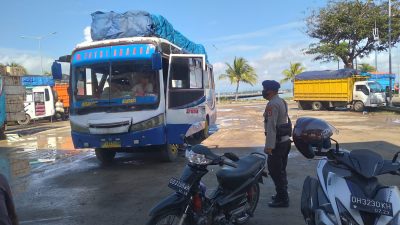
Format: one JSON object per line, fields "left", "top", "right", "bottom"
{"left": 147, "top": 144, "right": 267, "bottom": 225}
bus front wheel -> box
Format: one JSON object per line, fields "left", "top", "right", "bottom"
{"left": 95, "top": 148, "right": 116, "bottom": 164}
{"left": 161, "top": 144, "right": 179, "bottom": 162}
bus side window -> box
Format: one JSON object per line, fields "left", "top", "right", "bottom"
{"left": 204, "top": 67, "right": 210, "bottom": 89}
{"left": 210, "top": 68, "right": 215, "bottom": 89}
{"left": 189, "top": 59, "right": 203, "bottom": 89}
{"left": 168, "top": 56, "right": 205, "bottom": 108}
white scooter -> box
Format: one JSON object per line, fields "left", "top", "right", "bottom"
{"left": 293, "top": 117, "right": 400, "bottom": 225}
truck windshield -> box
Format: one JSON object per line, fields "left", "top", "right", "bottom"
{"left": 368, "top": 82, "right": 384, "bottom": 93}
{"left": 72, "top": 60, "right": 159, "bottom": 114}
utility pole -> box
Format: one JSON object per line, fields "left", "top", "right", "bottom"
{"left": 373, "top": 20, "right": 379, "bottom": 71}
{"left": 20, "top": 32, "right": 57, "bottom": 75}
{"left": 388, "top": 0, "right": 393, "bottom": 106}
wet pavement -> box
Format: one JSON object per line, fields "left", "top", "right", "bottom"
{"left": 1, "top": 102, "right": 400, "bottom": 225}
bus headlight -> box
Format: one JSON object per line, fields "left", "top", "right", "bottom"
{"left": 131, "top": 114, "right": 164, "bottom": 132}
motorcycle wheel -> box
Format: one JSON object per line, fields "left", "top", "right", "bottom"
{"left": 234, "top": 183, "right": 260, "bottom": 225}
{"left": 146, "top": 210, "right": 188, "bottom": 225}
{"left": 247, "top": 183, "right": 260, "bottom": 215}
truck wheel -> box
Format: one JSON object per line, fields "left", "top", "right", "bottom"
{"left": 0, "top": 124, "right": 6, "bottom": 140}
{"left": 298, "top": 101, "right": 310, "bottom": 110}
{"left": 161, "top": 144, "right": 179, "bottom": 162}
{"left": 17, "top": 114, "right": 31, "bottom": 125}
{"left": 311, "top": 102, "right": 324, "bottom": 111}
{"left": 353, "top": 101, "right": 365, "bottom": 112}
{"left": 95, "top": 148, "right": 116, "bottom": 164}
{"left": 202, "top": 118, "right": 210, "bottom": 139}
{"left": 54, "top": 112, "right": 63, "bottom": 120}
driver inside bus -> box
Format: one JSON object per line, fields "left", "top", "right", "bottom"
{"left": 101, "top": 81, "right": 123, "bottom": 99}
{"left": 132, "top": 74, "right": 153, "bottom": 96}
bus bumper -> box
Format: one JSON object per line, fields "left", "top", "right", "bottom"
{"left": 71, "top": 126, "right": 166, "bottom": 149}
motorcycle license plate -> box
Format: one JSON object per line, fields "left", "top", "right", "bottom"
{"left": 350, "top": 195, "right": 393, "bottom": 217}
{"left": 168, "top": 177, "right": 191, "bottom": 196}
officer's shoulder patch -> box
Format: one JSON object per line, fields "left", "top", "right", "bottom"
{"left": 266, "top": 106, "right": 273, "bottom": 116}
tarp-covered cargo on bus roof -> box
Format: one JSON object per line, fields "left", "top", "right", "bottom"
{"left": 90, "top": 10, "right": 208, "bottom": 60}
{"left": 22, "top": 76, "right": 55, "bottom": 87}
{"left": 295, "top": 69, "right": 360, "bottom": 80}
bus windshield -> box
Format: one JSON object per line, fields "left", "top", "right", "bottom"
{"left": 72, "top": 60, "right": 159, "bottom": 114}
{"left": 368, "top": 82, "right": 384, "bottom": 93}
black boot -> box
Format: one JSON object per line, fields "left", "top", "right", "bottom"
{"left": 268, "top": 197, "right": 289, "bottom": 208}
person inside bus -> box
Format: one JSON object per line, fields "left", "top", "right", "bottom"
{"left": 101, "top": 81, "right": 123, "bottom": 99}
{"left": 132, "top": 74, "right": 153, "bottom": 96}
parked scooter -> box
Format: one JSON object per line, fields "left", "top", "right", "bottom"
{"left": 147, "top": 144, "right": 267, "bottom": 225}
{"left": 293, "top": 117, "right": 400, "bottom": 225}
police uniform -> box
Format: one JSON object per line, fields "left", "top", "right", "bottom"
{"left": 263, "top": 83, "right": 291, "bottom": 206}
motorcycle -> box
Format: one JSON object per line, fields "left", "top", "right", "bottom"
{"left": 294, "top": 117, "right": 400, "bottom": 225}
{"left": 147, "top": 144, "right": 267, "bottom": 225}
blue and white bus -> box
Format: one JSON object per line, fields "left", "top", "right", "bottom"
{"left": 54, "top": 37, "right": 216, "bottom": 163}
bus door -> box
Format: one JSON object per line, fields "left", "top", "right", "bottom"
{"left": 166, "top": 54, "right": 206, "bottom": 144}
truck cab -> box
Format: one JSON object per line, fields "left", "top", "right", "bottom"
{"left": 18, "top": 85, "right": 56, "bottom": 125}
{"left": 353, "top": 81, "right": 386, "bottom": 111}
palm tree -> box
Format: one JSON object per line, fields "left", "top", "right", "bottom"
{"left": 281, "top": 62, "right": 305, "bottom": 84}
{"left": 219, "top": 57, "right": 258, "bottom": 101}
{"left": 6, "top": 62, "right": 28, "bottom": 75}
{"left": 358, "top": 63, "right": 376, "bottom": 73}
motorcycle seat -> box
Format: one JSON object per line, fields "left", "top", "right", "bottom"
{"left": 216, "top": 155, "right": 264, "bottom": 190}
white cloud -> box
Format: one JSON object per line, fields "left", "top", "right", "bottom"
{"left": 0, "top": 47, "right": 69, "bottom": 75}
{"left": 83, "top": 26, "right": 92, "bottom": 43}
{"left": 204, "top": 21, "right": 303, "bottom": 43}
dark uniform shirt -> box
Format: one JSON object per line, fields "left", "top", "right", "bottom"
{"left": 264, "top": 95, "right": 290, "bottom": 149}
{"left": 0, "top": 174, "right": 18, "bottom": 225}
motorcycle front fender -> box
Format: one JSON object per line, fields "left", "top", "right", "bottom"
{"left": 149, "top": 193, "right": 189, "bottom": 217}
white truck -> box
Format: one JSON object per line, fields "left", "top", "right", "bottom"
{"left": 18, "top": 85, "right": 56, "bottom": 125}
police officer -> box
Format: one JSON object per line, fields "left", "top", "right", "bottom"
{"left": 262, "top": 80, "right": 291, "bottom": 208}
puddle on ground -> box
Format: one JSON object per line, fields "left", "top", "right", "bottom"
{"left": 218, "top": 108, "right": 234, "bottom": 112}
{"left": 0, "top": 130, "right": 84, "bottom": 182}
{"left": 244, "top": 105, "right": 264, "bottom": 109}
{"left": 392, "top": 119, "right": 400, "bottom": 124}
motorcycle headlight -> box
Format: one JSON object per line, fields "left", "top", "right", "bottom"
{"left": 131, "top": 114, "right": 164, "bottom": 132}
{"left": 185, "top": 150, "right": 212, "bottom": 165}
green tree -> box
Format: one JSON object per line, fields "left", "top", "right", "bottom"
{"left": 305, "top": 0, "right": 400, "bottom": 69}
{"left": 281, "top": 62, "right": 306, "bottom": 84}
{"left": 357, "top": 63, "right": 376, "bottom": 72}
{"left": 219, "top": 57, "right": 258, "bottom": 101}
{"left": 6, "top": 62, "right": 28, "bottom": 74}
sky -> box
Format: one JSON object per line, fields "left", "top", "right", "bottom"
{"left": 0, "top": 0, "right": 399, "bottom": 92}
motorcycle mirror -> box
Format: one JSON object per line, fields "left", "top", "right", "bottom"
{"left": 331, "top": 138, "right": 340, "bottom": 153}
{"left": 392, "top": 151, "right": 400, "bottom": 163}
{"left": 224, "top": 152, "right": 239, "bottom": 162}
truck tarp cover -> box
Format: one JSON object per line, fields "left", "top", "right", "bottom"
{"left": 296, "top": 69, "right": 359, "bottom": 80}
{"left": 91, "top": 10, "right": 208, "bottom": 59}
{"left": 22, "top": 76, "right": 55, "bottom": 87}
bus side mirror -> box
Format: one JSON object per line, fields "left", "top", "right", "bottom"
{"left": 152, "top": 52, "right": 162, "bottom": 71}
{"left": 52, "top": 61, "right": 62, "bottom": 80}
